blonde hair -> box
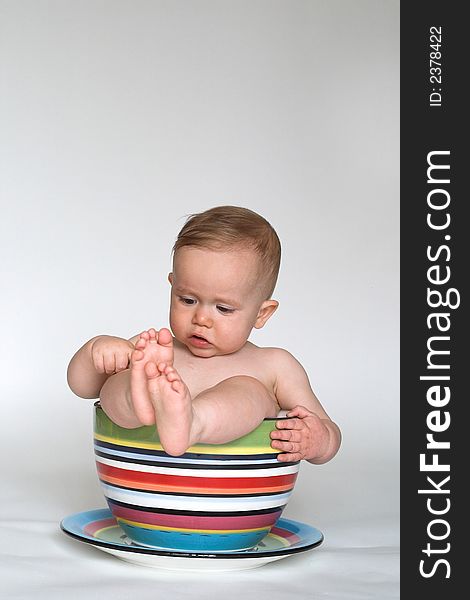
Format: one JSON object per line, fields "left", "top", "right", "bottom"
{"left": 173, "top": 206, "right": 281, "bottom": 298}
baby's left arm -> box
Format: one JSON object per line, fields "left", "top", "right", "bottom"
{"left": 268, "top": 349, "right": 341, "bottom": 464}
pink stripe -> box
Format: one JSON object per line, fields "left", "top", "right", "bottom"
{"left": 271, "top": 526, "right": 301, "bottom": 544}
{"left": 84, "top": 518, "right": 117, "bottom": 537}
{"left": 111, "top": 504, "right": 281, "bottom": 530}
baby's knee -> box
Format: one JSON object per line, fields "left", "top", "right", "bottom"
{"left": 227, "top": 374, "right": 265, "bottom": 391}
{"left": 227, "top": 375, "right": 278, "bottom": 414}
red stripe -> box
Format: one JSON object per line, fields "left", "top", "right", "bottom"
{"left": 110, "top": 503, "right": 282, "bottom": 530}
{"left": 97, "top": 462, "right": 297, "bottom": 493}
{"left": 84, "top": 517, "right": 117, "bottom": 537}
{"left": 271, "top": 526, "right": 302, "bottom": 544}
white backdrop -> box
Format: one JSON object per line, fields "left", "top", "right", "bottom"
{"left": 0, "top": 1, "right": 399, "bottom": 598}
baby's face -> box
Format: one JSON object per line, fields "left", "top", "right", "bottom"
{"left": 169, "top": 246, "right": 269, "bottom": 357}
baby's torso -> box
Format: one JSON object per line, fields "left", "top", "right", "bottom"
{"left": 172, "top": 341, "right": 277, "bottom": 399}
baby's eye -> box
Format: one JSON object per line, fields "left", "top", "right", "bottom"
{"left": 216, "top": 305, "right": 235, "bottom": 314}
{"left": 179, "top": 297, "right": 196, "bottom": 305}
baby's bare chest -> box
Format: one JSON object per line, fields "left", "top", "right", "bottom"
{"left": 173, "top": 350, "right": 275, "bottom": 398}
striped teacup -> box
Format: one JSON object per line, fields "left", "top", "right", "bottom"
{"left": 94, "top": 402, "right": 300, "bottom": 552}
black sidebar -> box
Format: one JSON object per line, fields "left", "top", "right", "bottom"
{"left": 401, "top": 2, "right": 466, "bottom": 598}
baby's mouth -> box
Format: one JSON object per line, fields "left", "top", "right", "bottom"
{"left": 190, "top": 333, "right": 211, "bottom": 346}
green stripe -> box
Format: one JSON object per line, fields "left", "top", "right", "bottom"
{"left": 94, "top": 405, "right": 279, "bottom": 454}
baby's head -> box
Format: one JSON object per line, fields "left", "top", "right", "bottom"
{"left": 174, "top": 206, "right": 281, "bottom": 298}
{"left": 168, "top": 206, "right": 281, "bottom": 356}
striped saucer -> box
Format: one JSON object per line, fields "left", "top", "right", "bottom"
{"left": 94, "top": 402, "right": 300, "bottom": 552}
{"left": 60, "top": 508, "right": 323, "bottom": 571}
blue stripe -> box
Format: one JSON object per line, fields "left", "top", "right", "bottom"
{"left": 94, "top": 443, "right": 281, "bottom": 467}
{"left": 93, "top": 439, "right": 288, "bottom": 462}
{"left": 117, "top": 522, "right": 271, "bottom": 552}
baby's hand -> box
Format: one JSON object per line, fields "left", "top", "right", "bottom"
{"left": 270, "top": 405, "right": 330, "bottom": 463}
{"left": 91, "top": 336, "right": 134, "bottom": 375}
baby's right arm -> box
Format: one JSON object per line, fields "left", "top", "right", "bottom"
{"left": 67, "top": 335, "right": 135, "bottom": 399}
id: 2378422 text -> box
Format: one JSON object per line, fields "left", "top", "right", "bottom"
{"left": 429, "top": 26, "right": 442, "bottom": 107}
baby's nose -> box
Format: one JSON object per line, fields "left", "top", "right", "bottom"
{"left": 192, "top": 307, "right": 213, "bottom": 327}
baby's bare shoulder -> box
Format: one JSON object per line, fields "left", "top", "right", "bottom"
{"left": 246, "top": 344, "right": 302, "bottom": 369}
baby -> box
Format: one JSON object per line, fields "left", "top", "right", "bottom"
{"left": 67, "top": 206, "right": 341, "bottom": 463}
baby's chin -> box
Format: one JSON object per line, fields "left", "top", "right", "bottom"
{"left": 185, "top": 344, "right": 218, "bottom": 358}
{"left": 187, "top": 342, "right": 248, "bottom": 358}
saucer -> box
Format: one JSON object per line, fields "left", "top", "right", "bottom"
{"left": 60, "top": 508, "right": 323, "bottom": 572}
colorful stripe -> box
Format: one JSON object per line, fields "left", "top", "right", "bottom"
{"left": 96, "top": 461, "right": 297, "bottom": 494}
{"left": 94, "top": 407, "right": 283, "bottom": 455}
{"left": 107, "top": 501, "right": 282, "bottom": 530}
{"left": 95, "top": 454, "right": 298, "bottom": 477}
{"left": 270, "top": 526, "right": 302, "bottom": 546}
{"left": 94, "top": 443, "right": 283, "bottom": 467}
{"left": 95, "top": 432, "right": 278, "bottom": 455}
{"left": 107, "top": 497, "right": 285, "bottom": 516}
{"left": 100, "top": 482, "right": 292, "bottom": 512}
{"left": 94, "top": 404, "right": 300, "bottom": 552}
{"left": 83, "top": 517, "right": 117, "bottom": 538}
{"left": 116, "top": 518, "right": 270, "bottom": 536}
{"left": 116, "top": 524, "right": 269, "bottom": 551}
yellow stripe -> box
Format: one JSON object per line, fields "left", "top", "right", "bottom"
{"left": 267, "top": 533, "right": 290, "bottom": 547}
{"left": 94, "top": 433, "right": 277, "bottom": 455}
{"left": 116, "top": 517, "right": 269, "bottom": 535}
{"left": 93, "top": 525, "right": 118, "bottom": 537}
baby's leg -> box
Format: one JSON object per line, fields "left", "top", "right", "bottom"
{"left": 144, "top": 362, "right": 195, "bottom": 456}
{"left": 145, "top": 367, "right": 278, "bottom": 455}
{"left": 192, "top": 376, "right": 279, "bottom": 444}
{"left": 130, "top": 328, "right": 174, "bottom": 425}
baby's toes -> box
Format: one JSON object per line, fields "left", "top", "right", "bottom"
{"left": 170, "top": 379, "right": 185, "bottom": 394}
{"left": 135, "top": 337, "right": 147, "bottom": 350}
{"left": 144, "top": 361, "right": 159, "bottom": 379}
{"left": 131, "top": 348, "right": 145, "bottom": 363}
{"left": 164, "top": 366, "right": 180, "bottom": 382}
{"left": 158, "top": 328, "right": 173, "bottom": 346}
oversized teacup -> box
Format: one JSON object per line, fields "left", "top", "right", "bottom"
{"left": 94, "top": 402, "right": 300, "bottom": 552}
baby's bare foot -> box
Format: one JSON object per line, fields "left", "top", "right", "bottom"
{"left": 144, "top": 362, "right": 197, "bottom": 456}
{"left": 130, "top": 328, "right": 174, "bottom": 426}
{"left": 136, "top": 328, "right": 174, "bottom": 365}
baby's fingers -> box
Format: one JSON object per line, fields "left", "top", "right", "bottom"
{"left": 275, "top": 417, "right": 303, "bottom": 431}
{"left": 271, "top": 438, "right": 294, "bottom": 451}
{"left": 103, "top": 354, "right": 117, "bottom": 374}
{"left": 276, "top": 451, "right": 303, "bottom": 463}
{"left": 287, "top": 405, "right": 314, "bottom": 419}
{"left": 271, "top": 439, "right": 304, "bottom": 461}
{"left": 92, "top": 354, "right": 106, "bottom": 374}
{"left": 271, "top": 429, "right": 302, "bottom": 443}
{"left": 115, "top": 352, "right": 131, "bottom": 372}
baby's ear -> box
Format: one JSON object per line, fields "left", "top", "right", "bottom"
{"left": 168, "top": 273, "right": 173, "bottom": 285}
{"left": 254, "top": 300, "right": 279, "bottom": 329}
